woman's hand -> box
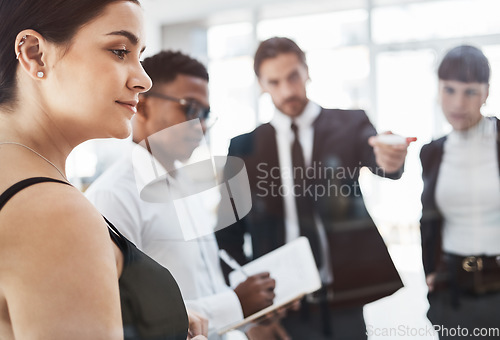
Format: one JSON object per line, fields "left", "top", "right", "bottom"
{"left": 187, "top": 309, "right": 208, "bottom": 339}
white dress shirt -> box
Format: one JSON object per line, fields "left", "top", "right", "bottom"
{"left": 436, "top": 116, "right": 500, "bottom": 255}
{"left": 86, "top": 144, "right": 244, "bottom": 340}
{"left": 269, "top": 101, "right": 333, "bottom": 284}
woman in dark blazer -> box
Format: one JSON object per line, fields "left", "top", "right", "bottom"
{"left": 420, "top": 45, "right": 500, "bottom": 339}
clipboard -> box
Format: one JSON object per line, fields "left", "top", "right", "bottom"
{"left": 217, "top": 237, "right": 322, "bottom": 334}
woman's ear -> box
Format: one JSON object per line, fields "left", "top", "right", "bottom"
{"left": 15, "top": 29, "right": 48, "bottom": 80}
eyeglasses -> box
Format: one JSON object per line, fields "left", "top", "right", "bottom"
{"left": 145, "top": 92, "right": 212, "bottom": 122}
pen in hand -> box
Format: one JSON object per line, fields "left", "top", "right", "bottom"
{"left": 218, "top": 249, "right": 249, "bottom": 278}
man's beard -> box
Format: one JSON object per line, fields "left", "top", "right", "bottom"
{"left": 277, "top": 96, "right": 308, "bottom": 117}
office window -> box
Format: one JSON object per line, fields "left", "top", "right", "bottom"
{"left": 208, "top": 22, "right": 254, "bottom": 59}
{"left": 376, "top": 49, "right": 438, "bottom": 141}
{"left": 208, "top": 56, "right": 257, "bottom": 154}
{"left": 257, "top": 9, "right": 368, "bottom": 48}
{"left": 362, "top": 49, "right": 437, "bottom": 235}
{"left": 307, "top": 46, "right": 370, "bottom": 110}
{"left": 372, "top": 0, "right": 500, "bottom": 44}
{"left": 207, "top": 23, "right": 258, "bottom": 155}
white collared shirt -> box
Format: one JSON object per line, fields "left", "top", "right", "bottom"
{"left": 86, "top": 144, "right": 244, "bottom": 340}
{"left": 269, "top": 101, "right": 333, "bottom": 284}
{"left": 436, "top": 116, "right": 500, "bottom": 255}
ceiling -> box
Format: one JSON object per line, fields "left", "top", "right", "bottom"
{"left": 141, "top": 0, "right": 435, "bottom": 25}
{"left": 142, "top": 0, "right": 369, "bottom": 25}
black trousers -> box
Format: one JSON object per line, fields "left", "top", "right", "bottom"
{"left": 281, "top": 303, "right": 366, "bottom": 340}
{"left": 428, "top": 290, "right": 500, "bottom": 339}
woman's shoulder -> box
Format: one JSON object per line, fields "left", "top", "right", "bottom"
{"left": 420, "top": 136, "right": 446, "bottom": 160}
{"left": 0, "top": 178, "right": 123, "bottom": 339}
{"left": 1, "top": 177, "right": 101, "bottom": 220}
{"left": 0, "top": 178, "right": 113, "bottom": 262}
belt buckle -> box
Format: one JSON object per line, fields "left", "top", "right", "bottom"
{"left": 462, "top": 256, "right": 483, "bottom": 272}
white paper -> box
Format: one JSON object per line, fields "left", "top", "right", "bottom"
{"left": 218, "top": 237, "right": 322, "bottom": 334}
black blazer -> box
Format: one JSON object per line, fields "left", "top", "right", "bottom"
{"left": 420, "top": 117, "right": 500, "bottom": 275}
{"left": 216, "top": 108, "right": 403, "bottom": 307}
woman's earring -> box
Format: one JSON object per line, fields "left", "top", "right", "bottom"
{"left": 16, "top": 35, "right": 27, "bottom": 60}
{"left": 37, "top": 71, "right": 44, "bottom": 78}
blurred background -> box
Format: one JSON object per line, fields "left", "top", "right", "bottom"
{"left": 69, "top": 0, "right": 500, "bottom": 338}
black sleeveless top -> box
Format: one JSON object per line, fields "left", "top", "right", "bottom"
{"left": 0, "top": 177, "right": 188, "bottom": 340}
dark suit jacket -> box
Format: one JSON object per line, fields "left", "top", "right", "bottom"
{"left": 216, "top": 108, "right": 403, "bottom": 307}
{"left": 420, "top": 117, "right": 500, "bottom": 275}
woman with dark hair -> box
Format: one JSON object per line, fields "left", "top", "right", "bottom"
{"left": 420, "top": 45, "right": 500, "bottom": 338}
{"left": 0, "top": 1, "right": 206, "bottom": 339}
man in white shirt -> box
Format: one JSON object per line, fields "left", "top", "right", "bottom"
{"left": 86, "top": 51, "right": 276, "bottom": 340}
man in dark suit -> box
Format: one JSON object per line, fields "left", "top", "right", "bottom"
{"left": 216, "top": 37, "right": 409, "bottom": 339}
